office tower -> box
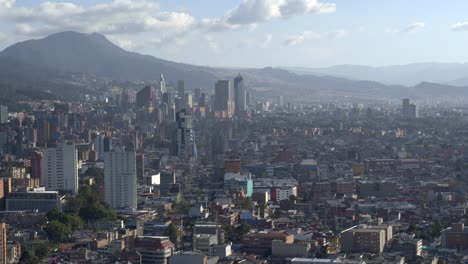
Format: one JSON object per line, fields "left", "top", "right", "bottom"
{"left": 163, "top": 92, "right": 172, "bottom": 105}
{"left": 185, "top": 93, "right": 193, "bottom": 109}
{"left": 215, "top": 80, "right": 234, "bottom": 117}
{"left": 104, "top": 148, "right": 137, "bottom": 210}
{"left": 199, "top": 93, "right": 207, "bottom": 107}
{"left": 194, "top": 88, "right": 201, "bottom": 104}
{"left": 42, "top": 142, "right": 79, "bottom": 193}
{"left": 0, "top": 105, "right": 7, "bottom": 124}
{"left": 136, "top": 86, "right": 154, "bottom": 109}
{"left": 0, "top": 223, "right": 5, "bottom": 264}
{"left": 402, "top": 98, "right": 410, "bottom": 118}
{"left": 175, "top": 110, "right": 195, "bottom": 159}
{"left": 234, "top": 74, "right": 246, "bottom": 114}
{"left": 277, "top": 95, "right": 284, "bottom": 107}
{"left": 246, "top": 91, "right": 251, "bottom": 108}
{"left": 136, "top": 153, "right": 144, "bottom": 181}
{"left": 409, "top": 103, "right": 419, "bottom": 118}
{"left": 160, "top": 171, "right": 176, "bottom": 195}
{"left": 177, "top": 80, "right": 185, "bottom": 98}
{"left": 31, "top": 151, "right": 43, "bottom": 181}
{"left": 121, "top": 89, "right": 130, "bottom": 111}
{"left": 159, "top": 73, "right": 166, "bottom": 94}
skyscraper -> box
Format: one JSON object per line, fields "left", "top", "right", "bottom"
{"left": 31, "top": 151, "right": 43, "bottom": 182}
{"left": 402, "top": 98, "right": 410, "bottom": 119}
{"left": 409, "top": 103, "right": 419, "bottom": 118}
{"left": 136, "top": 86, "right": 154, "bottom": 109}
{"left": 403, "top": 98, "right": 418, "bottom": 119}
{"left": 42, "top": 142, "right": 79, "bottom": 193}
{"left": 177, "top": 80, "right": 185, "bottom": 98}
{"left": 234, "top": 74, "right": 246, "bottom": 114}
{"left": 159, "top": 73, "right": 166, "bottom": 94}
{"left": 104, "top": 148, "right": 137, "bottom": 210}
{"left": 194, "top": 88, "right": 201, "bottom": 104}
{"left": 175, "top": 110, "right": 195, "bottom": 159}
{"left": 215, "top": 80, "right": 234, "bottom": 117}
{"left": 0, "top": 105, "right": 7, "bottom": 124}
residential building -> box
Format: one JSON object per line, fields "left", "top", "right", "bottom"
{"left": 104, "top": 149, "right": 137, "bottom": 210}
{"left": 42, "top": 142, "right": 79, "bottom": 193}
{"left": 134, "top": 236, "right": 174, "bottom": 264}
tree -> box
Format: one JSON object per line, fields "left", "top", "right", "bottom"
{"left": 235, "top": 223, "right": 251, "bottom": 236}
{"left": 19, "top": 251, "right": 38, "bottom": 264}
{"left": 44, "top": 220, "right": 71, "bottom": 242}
{"left": 33, "top": 242, "right": 50, "bottom": 261}
{"left": 164, "top": 222, "right": 180, "bottom": 245}
{"left": 242, "top": 197, "right": 254, "bottom": 211}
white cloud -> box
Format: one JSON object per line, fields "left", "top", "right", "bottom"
{"left": 107, "top": 36, "right": 137, "bottom": 50}
{"left": 401, "top": 22, "right": 425, "bottom": 33}
{"left": 389, "top": 22, "right": 425, "bottom": 34}
{"left": 0, "top": 0, "right": 15, "bottom": 8}
{"left": 451, "top": 21, "right": 468, "bottom": 31}
{"left": 0, "top": 0, "right": 195, "bottom": 36}
{"left": 225, "top": 0, "right": 335, "bottom": 25}
{"left": 15, "top": 23, "right": 34, "bottom": 34}
{"left": 284, "top": 29, "right": 345, "bottom": 46}
{"left": 205, "top": 35, "right": 220, "bottom": 52}
{"left": 261, "top": 33, "right": 273, "bottom": 47}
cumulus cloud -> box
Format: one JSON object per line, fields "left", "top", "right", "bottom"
{"left": 0, "top": 0, "right": 195, "bottom": 36}
{"left": 451, "top": 21, "right": 468, "bottom": 31}
{"left": 226, "top": 0, "right": 335, "bottom": 25}
{"left": 107, "top": 36, "right": 137, "bottom": 50}
{"left": 0, "top": 0, "right": 336, "bottom": 50}
{"left": 284, "top": 29, "right": 345, "bottom": 46}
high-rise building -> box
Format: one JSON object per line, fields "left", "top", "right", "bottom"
{"left": 0, "top": 105, "right": 7, "bottom": 124}
{"left": 177, "top": 80, "right": 185, "bottom": 98}
{"left": 31, "top": 151, "right": 43, "bottom": 181}
{"left": 215, "top": 80, "right": 234, "bottom": 117}
{"left": 402, "top": 98, "right": 410, "bottom": 118}
{"left": 136, "top": 86, "right": 154, "bottom": 109}
{"left": 163, "top": 92, "right": 172, "bottom": 106}
{"left": 277, "top": 95, "right": 284, "bottom": 107}
{"left": 104, "top": 149, "right": 137, "bottom": 210}
{"left": 42, "top": 142, "right": 79, "bottom": 193}
{"left": 159, "top": 73, "right": 166, "bottom": 94}
{"left": 246, "top": 91, "right": 251, "bottom": 108}
{"left": 234, "top": 74, "right": 246, "bottom": 114}
{"left": 0, "top": 223, "right": 6, "bottom": 264}
{"left": 175, "top": 110, "right": 195, "bottom": 159}
{"left": 194, "top": 88, "right": 201, "bottom": 104}
{"left": 409, "top": 103, "right": 419, "bottom": 118}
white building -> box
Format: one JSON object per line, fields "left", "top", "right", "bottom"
{"left": 104, "top": 149, "right": 137, "bottom": 210}
{"left": 42, "top": 142, "right": 79, "bottom": 193}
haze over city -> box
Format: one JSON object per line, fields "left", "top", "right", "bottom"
{"left": 0, "top": 1, "right": 468, "bottom": 264}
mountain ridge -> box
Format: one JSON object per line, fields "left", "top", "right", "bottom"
{"left": 1, "top": 31, "right": 468, "bottom": 101}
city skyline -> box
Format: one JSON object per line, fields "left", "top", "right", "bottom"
{"left": 2, "top": 0, "right": 468, "bottom": 68}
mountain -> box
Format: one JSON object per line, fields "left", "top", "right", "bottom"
{"left": 1, "top": 31, "right": 468, "bottom": 101}
{"left": 285, "top": 63, "right": 468, "bottom": 86}
{"left": 0, "top": 31, "right": 219, "bottom": 88}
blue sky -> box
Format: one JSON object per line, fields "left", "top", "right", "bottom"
{"left": 1, "top": 0, "right": 468, "bottom": 68}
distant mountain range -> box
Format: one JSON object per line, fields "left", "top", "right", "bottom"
{"left": 1, "top": 31, "right": 468, "bottom": 101}
{"left": 284, "top": 63, "right": 468, "bottom": 86}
